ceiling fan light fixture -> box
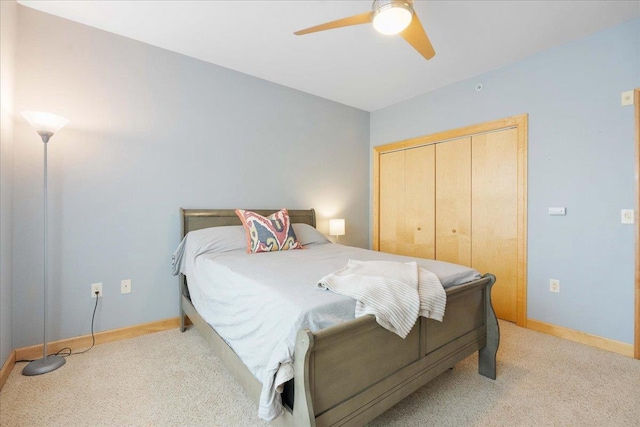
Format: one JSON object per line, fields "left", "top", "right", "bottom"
{"left": 372, "top": 0, "right": 414, "bottom": 35}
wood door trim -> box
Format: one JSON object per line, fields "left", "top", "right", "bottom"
{"left": 374, "top": 115, "right": 526, "bottom": 154}
{"left": 373, "top": 114, "right": 528, "bottom": 327}
{"left": 635, "top": 88, "right": 639, "bottom": 360}
{"left": 517, "top": 115, "right": 528, "bottom": 327}
{"left": 373, "top": 149, "right": 381, "bottom": 251}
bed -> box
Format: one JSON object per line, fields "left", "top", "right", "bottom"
{"left": 175, "top": 208, "right": 499, "bottom": 426}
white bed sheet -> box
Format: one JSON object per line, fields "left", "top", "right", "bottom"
{"left": 180, "top": 241, "right": 480, "bottom": 421}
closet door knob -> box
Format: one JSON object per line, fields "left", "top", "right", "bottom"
{"left": 452, "top": 229, "right": 457, "bottom": 233}
{"left": 417, "top": 227, "right": 422, "bottom": 231}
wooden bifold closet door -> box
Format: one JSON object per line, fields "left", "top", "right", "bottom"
{"left": 471, "top": 129, "right": 518, "bottom": 322}
{"left": 376, "top": 123, "right": 523, "bottom": 324}
{"left": 435, "top": 137, "right": 472, "bottom": 267}
{"left": 379, "top": 145, "right": 435, "bottom": 259}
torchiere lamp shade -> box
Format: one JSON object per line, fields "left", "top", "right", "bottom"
{"left": 21, "top": 111, "right": 69, "bottom": 134}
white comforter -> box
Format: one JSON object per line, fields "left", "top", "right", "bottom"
{"left": 173, "top": 238, "right": 480, "bottom": 422}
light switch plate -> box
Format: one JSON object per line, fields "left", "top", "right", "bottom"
{"left": 621, "top": 90, "right": 633, "bottom": 106}
{"left": 548, "top": 207, "right": 566, "bottom": 216}
{"left": 621, "top": 209, "right": 634, "bottom": 224}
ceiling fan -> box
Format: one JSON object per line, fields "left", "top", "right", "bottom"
{"left": 294, "top": 0, "right": 435, "bottom": 60}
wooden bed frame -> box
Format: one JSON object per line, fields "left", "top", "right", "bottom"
{"left": 178, "top": 208, "right": 499, "bottom": 426}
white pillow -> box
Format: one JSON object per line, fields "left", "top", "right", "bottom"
{"left": 173, "top": 225, "right": 248, "bottom": 275}
{"left": 186, "top": 225, "right": 247, "bottom": 254}
{"left": 292, "top": 223, "right": 330, "bottom": 246}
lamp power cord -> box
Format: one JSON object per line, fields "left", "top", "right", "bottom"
{"left": 16, "top": 290, "right": 100, "bottom": 363}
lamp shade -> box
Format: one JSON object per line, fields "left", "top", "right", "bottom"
{"left": 21, "top": 111, "right": 69, "bottom": 134}
{"left": 329, "top": 219, "right": 346, "bottom": 236}
{"left": 372, "top": 1, "right": 413, "bottom": 35}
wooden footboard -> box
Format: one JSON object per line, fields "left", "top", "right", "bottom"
{"left": 181, "top": 273, "right": 499, "bottom": 427}
{"left": 288, "top": 273, "right": 498, "bottom": 427}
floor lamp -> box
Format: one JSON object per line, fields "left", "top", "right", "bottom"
{"left": 21, "top": 111, "right": 69, "bottom": 376}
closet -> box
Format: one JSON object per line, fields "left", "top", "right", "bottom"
{"left": 373, "top": 116, "right": 527, "bottom": 325}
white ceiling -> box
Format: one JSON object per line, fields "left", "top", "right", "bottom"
{"left": 18, "top": 0, "right": 640, "bottom": 112}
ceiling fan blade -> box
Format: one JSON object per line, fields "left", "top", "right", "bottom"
{"left": 400, "top": 13, "right": 436, "bottom": 60}
{"left": 294, "top": 12, "right": 372, "bottom": 36}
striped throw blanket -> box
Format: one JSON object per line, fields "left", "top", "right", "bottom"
{"left": 318, "top": 260, "right": 446, "bottom": 338}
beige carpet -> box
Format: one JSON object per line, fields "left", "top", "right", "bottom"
{"left": 1, "top": 321, "right": 639, "bottom": 426}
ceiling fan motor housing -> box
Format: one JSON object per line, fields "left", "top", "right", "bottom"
{"left": 372, "top": 0, "right": 414, "bottom": 15}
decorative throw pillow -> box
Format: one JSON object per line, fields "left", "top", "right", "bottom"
{"left": 235, "top": 209, "right": 303, "bottom": 253}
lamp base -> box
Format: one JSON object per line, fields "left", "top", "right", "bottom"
{"left": 22, "top": 355, "right": 65, "bottom": 376}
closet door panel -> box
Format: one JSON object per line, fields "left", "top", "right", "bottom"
{"left": 379, "top": 151, "right": 405, "bottom": 255}
{"left": 472, "top": 129, "right": 518, "bottom": 322}
{"left": 435, "top": 137, "right": 471, "bottom": 266}
{"left": 404, "top": 145, "right": 435, "bottom": 258}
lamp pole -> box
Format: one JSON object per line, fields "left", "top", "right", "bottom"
{"left": 21, "top": 112, "right": 69, "bottom": 376}
{"left": 42, "top": 132, "right": 50, "bottom": 366}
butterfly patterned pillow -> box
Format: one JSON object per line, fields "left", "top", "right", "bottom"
{"left": 235, "top": 208, "right": 303, "bottom": 253}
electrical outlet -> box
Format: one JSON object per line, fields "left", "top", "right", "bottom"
{"left": 91, "top": 283, "right": 103, "bottom": 298}
{"left": 549, "top": 279, "right": 560, "bottom": 293}
{"left": 121, "top": 279, "right": 131, "bottom": 294}
{"left": 621, "top": 209, "right": 634, "bottom": 224}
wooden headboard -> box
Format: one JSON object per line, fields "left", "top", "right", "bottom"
{"left": 180, "top": 208, "right": 316, "bottom": 238}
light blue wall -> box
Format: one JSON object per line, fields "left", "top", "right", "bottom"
{"left": 371, "top": 19, "right": 639, "bottom": 344}
{"left": 13, "top": 6, "right": 370, "bottom": 348}
{"left": 0, "top": 0, "right": 17, "bottom": 366}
